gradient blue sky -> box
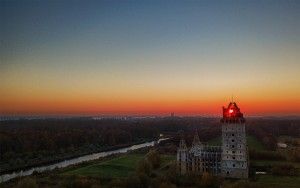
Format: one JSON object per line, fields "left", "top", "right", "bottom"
{"left": 1, "top": 0, "right": 300, "bottom": 115}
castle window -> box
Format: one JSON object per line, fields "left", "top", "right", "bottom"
{"left": 232, "top": 151, "right": 235, "bottom": 154}
{"left": 232, "top": 134, "right": 235, "bottom": 136}
{"left": 226, "top": 171, "right": 229, "bottom": 175}
{"left": 231, "top": 145, "right": 235, "bottom": 148}
{"left": 233, "top": 164, "right": 235, "bottom": 167}
{"left": 232, "top": 139, "right": 235, "bottom": 142}
{"left": 232, "top": 156, "right": 235, "bottom": 159}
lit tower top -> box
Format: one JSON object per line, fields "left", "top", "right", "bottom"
{"left": 221, "top": 102, "right": 245, "bottom": 123}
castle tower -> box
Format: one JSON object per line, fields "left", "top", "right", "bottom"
{"left": 221, "top": 102, "right": 248, "bottom": 178}
{"left": 177, "top": 136, "right": 188, "bottom": 174}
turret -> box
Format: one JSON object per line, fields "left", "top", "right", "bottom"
{"left": 221, "top": 102, "right": 245, "bottom": 123}
{"left": 190, "top": 131, "right": 203, "bottom": 153}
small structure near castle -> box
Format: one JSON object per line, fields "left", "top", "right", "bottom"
{"left": 177, "top": 102, "right": 249, "bottom": 178}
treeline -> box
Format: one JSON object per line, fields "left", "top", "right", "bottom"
{"left": 1, "top": 117, "right": 299, "bottom": 174}
{"left": 0, "top": 117, "right": 219, "bottom": 157}
{"left": 0, "top": 118, "right": 157, "bottom": 173}
{"left": 0, "top": 119, "right": 157, "bottom": 154}
{"left": 247, "top": 118, "right": 300, "bottom": 150}
{"left": 0, "top": 117, "right": 219, "bottom": 173}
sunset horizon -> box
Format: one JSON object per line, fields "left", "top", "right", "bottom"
{"left": 1, "top": 0, "right": 300, "bottom": 116}
{"left": 1, "top": 1, "right": 300, "bottom": 186}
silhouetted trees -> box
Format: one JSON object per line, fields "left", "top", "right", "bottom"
{"left": 271, "top": 164, "right": 298, "bottom": 176}
{"left": 145, "top": 149, "right": 161, "bottom": 169}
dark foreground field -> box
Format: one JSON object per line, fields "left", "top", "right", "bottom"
{"left": 2, "top": 135, "right": 300, "bottom": 188}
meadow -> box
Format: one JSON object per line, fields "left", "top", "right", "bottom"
{"left": 62, "top": 154, "right": 175, "bottom": 178}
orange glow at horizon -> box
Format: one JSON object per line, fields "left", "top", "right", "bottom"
{"left": 1, "top": 94, "right": 299, "bottom": 116}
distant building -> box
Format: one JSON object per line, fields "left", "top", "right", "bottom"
{"left": 277, "top": 143, "right": 287, "bottom": 148}
{"left": 177, "top": 102, "right": 249, "bottom": 179}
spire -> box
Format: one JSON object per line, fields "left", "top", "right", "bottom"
{"left": 192, "top": 131, "right": 201, "bottom": 146}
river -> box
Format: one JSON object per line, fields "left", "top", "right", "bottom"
{"left": 0, "top": 138, "right": 169, "bottom": 183}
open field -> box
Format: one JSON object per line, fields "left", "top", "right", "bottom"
{"left": 62, "top": 154, "right": 175, "bottom": 178}
{"left": 62, "top": 154, "right": 143, "bottom": 178}
{"left": 247, "top": 135, "right": 265, "bottom": 151}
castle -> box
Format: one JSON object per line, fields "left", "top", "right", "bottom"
{"left": 177, "top": 102, "right": 248, "bottom": 179}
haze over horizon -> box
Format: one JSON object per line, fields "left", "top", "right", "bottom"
{"left": 1, "top": 0, "right": 300, "bottom": 116}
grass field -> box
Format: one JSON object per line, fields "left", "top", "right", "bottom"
{"left": 247, "top": 135, "right": 265, "bottom": 151}
{"left": 255, "top": 175, "right": 300, "bottom": 188}
{"left": 62, "top": 154, "right": 175, "bottom": 178}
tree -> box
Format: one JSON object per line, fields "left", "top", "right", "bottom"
{"left": 272, "top": 164, "right": 298, "bottom": 176}
{"left": 146, "top": 149, "right": 161, "bottom": 169}
{"left": 126, "top": 175, "right": 141, "bottom": 188}
{"left": 16, "top": 178, "right": 38, "bottom": 188}
{"left": 159, "top": 182, "right": 176, "bottom": 188}
{"left": 200, "top": 172, "right": 214, "bottom": 187}
{"left": 164, "top": 162, "right": 178, "bottom": 184}
{"left": 136, "top": 159, "right": 152, "bottom": 176}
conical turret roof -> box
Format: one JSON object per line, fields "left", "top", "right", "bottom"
{"left": 192, "top": 131, "right": 201, "bottom": 146}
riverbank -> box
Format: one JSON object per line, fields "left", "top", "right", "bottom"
{"left": 0, "top": 138, "right": 168, "bottom": 183}
{"left": 0, "top": 137, "right": 156, "bottom": 175}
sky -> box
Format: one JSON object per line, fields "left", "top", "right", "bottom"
{"left": 1, "top": 0, "right": 300, "bottom": 116}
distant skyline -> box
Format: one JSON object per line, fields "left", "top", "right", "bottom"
{"left": 1, "top": 0, "right": 300, "bottom": 116}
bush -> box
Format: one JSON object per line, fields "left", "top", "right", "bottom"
{"left": 159, "top": 182, "right": 176, "bottom": 188}
{"left": 108, "top": 178, "right": 125, "bottom": 188}
{"left": 286, "top": 149, "right": 300, "bottom": 162}
{"left": 200, "top": 172, "right": 214, "bottom": 187}
{"left": 271, "top": 164, "right": 298, "bottom": 176}
{"left": 73, "top": 178, "right": 93, "bottom": 188}
{"left": 249, "top": 149, "right": 285, "bottom": 161}
{"left": 16, "top": 177, "right": 38, "bottom": 188}
{"left": 146, "top": 149, "right": 161, "bottom": 169}
{"left": 126, "top": 175, "right": 141, "bottom": 188}
{"left": 137, "top": 172, "right": 151, "bottom": 188}
{"left": 223, "top": 180, "right": 263, "bottom": 188}
{"left": 136, "top": 159, "right": 152, "bottom": 176}
{"left": 164, "top": 162, "right": 178, "bottom": 183}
